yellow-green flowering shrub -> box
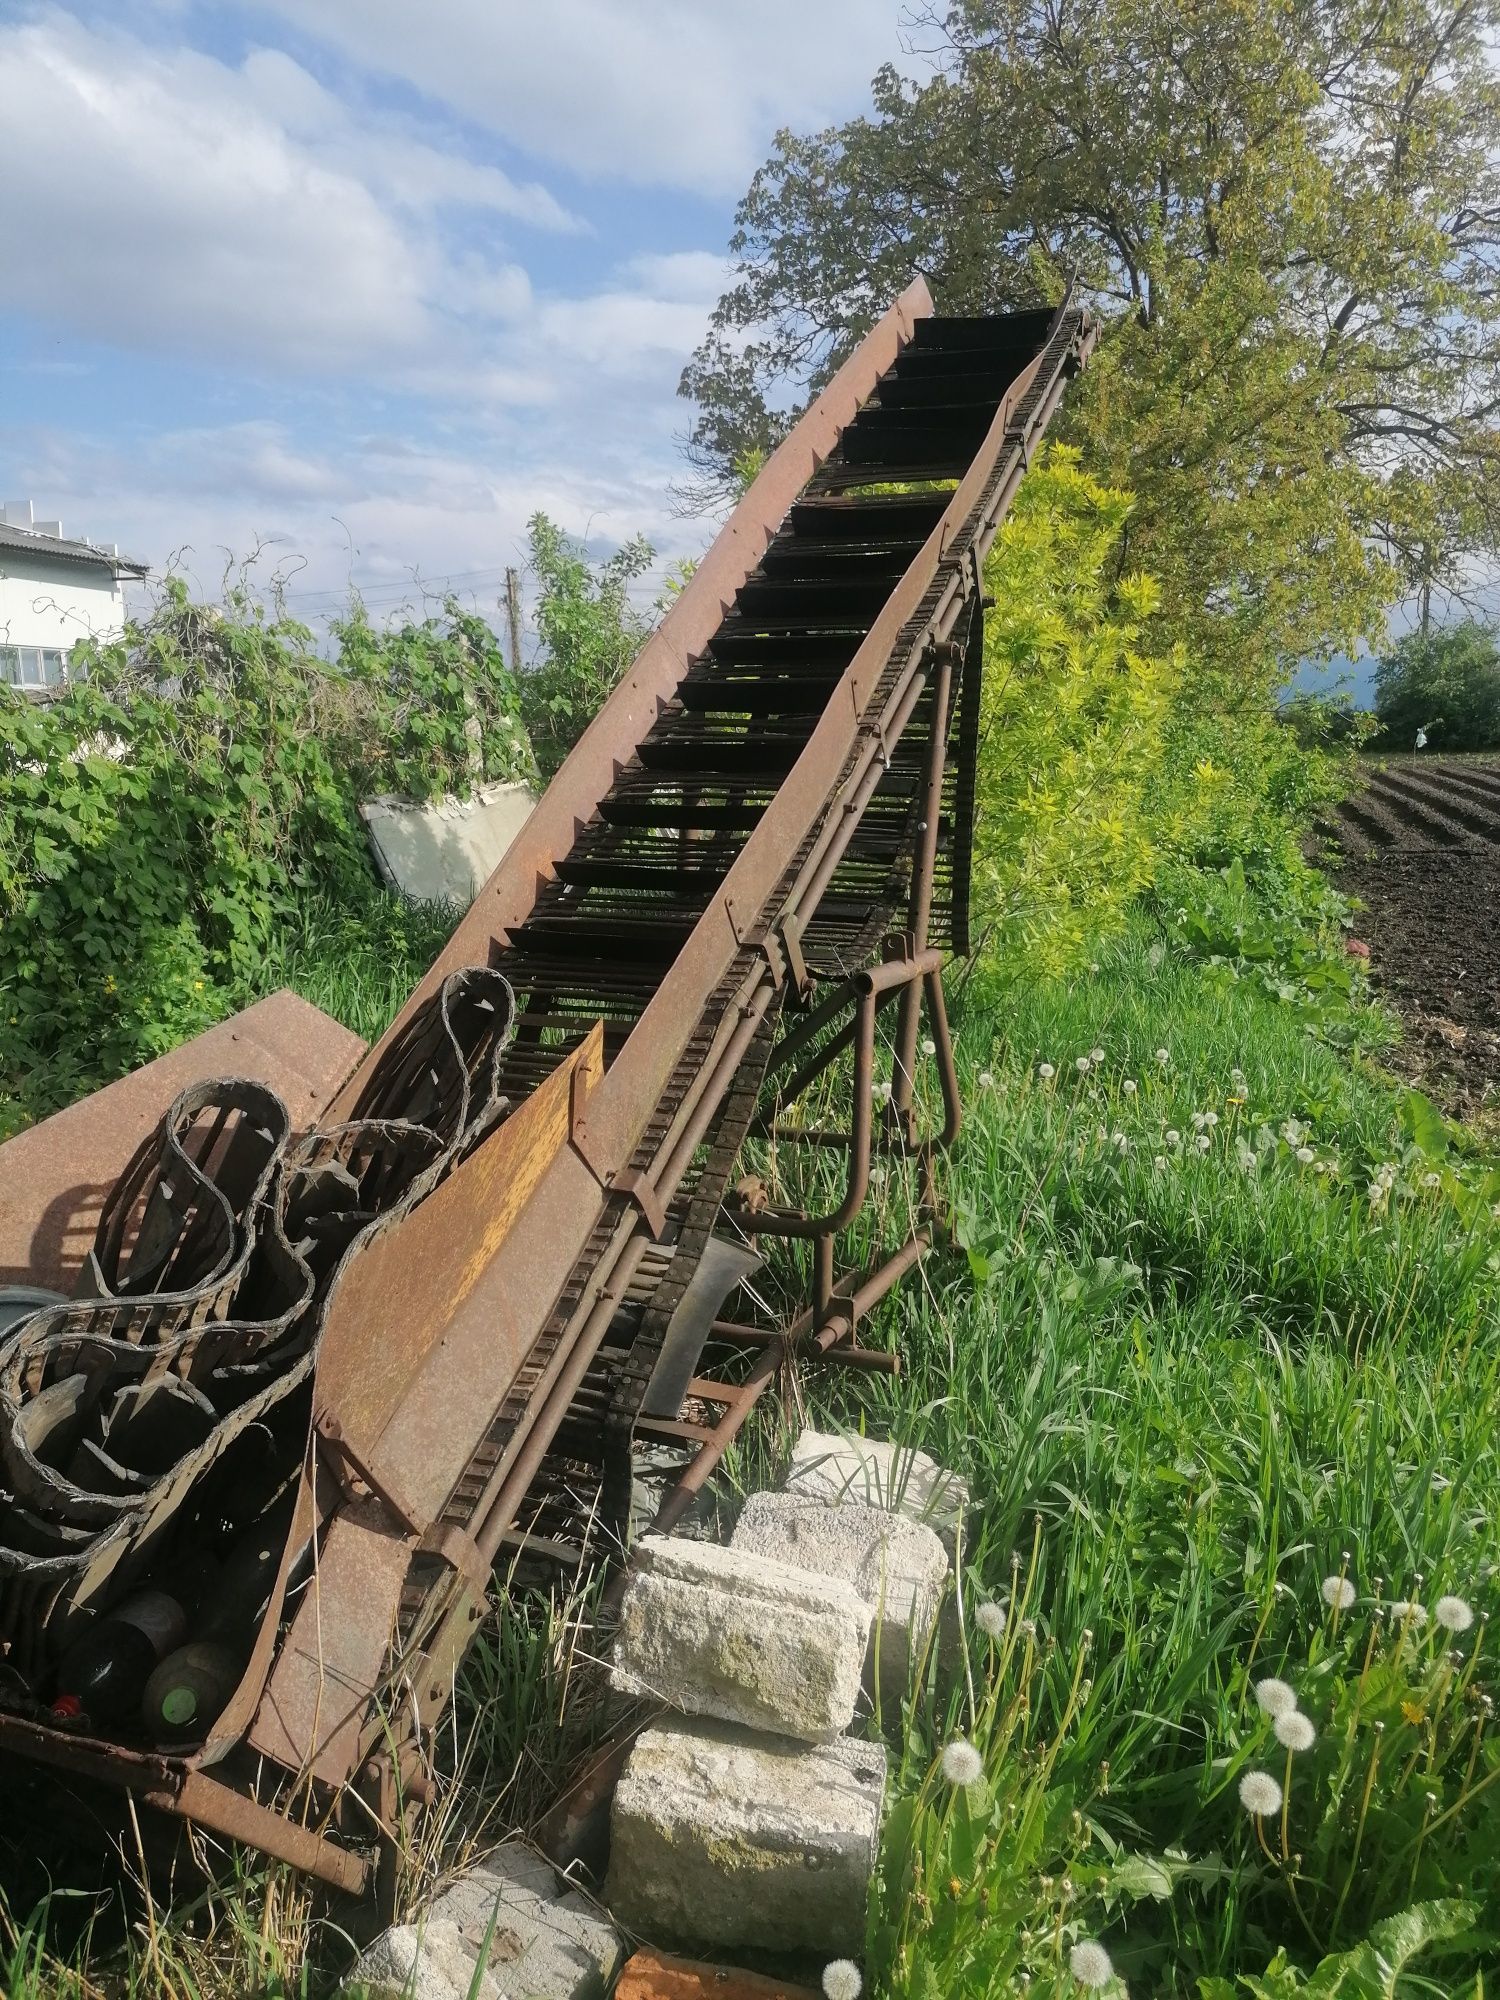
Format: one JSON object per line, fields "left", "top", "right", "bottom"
{"left": 972, "top": 446, "right": 1179, "bottom": 975}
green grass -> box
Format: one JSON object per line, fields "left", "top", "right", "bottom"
{"left": 785, "top": 917, "right": 1500, "bottom": 1996}
{"left": 246, "top": 890, "right": 460, "bottom": 1046}
{"left": 5, "top": 898, "right": 1498, "bottom": 1997}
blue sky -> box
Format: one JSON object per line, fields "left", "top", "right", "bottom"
{"left": 1, "top": 2, "right": 917, "bottom": 628}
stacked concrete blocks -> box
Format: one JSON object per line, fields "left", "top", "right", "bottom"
{"left": 786, "top": 1428, "right": 969, "bottom": 1554}
{"left": 730, "top": 1489, "right": 948, "bottom": 1710}
{"left": 604, "top": 1427, "right": 965, "bottom": 1967}
{"left": 605, "top": 1720, "right": 887, "bottom": 1957}
{"left": 609, "top": 1533, "right": 871, "bottom": 1743}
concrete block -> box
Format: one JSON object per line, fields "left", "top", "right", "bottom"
{"left": 610, "top": 1534, "right": 870, "bottom": 1743}
{"left": 615, "top": 1948, "right": 819, "bottom": 1998}
{"left": 731, "top": 1489, "right": 948, "bottom": 1706}
{"left": 605, "top": 1718, "right": 886, "bottom": 1958}
{"left": 346, "top": 1841, "right": 623, "bottom": 2000}
{"left": 787, "top": 1428, "right": 969, "bottom": 1551}
{"left": 361, "top": 779, "right": 536, "bottom": 906}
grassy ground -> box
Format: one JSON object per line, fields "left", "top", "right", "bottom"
{"left": 5, "top": 895, "right": 1498, "bottom": 1996}
{"left": 821, "top": 914, "right": 1500, "bottom": 1996}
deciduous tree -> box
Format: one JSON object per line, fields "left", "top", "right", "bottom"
{"left": 683, "top": 0, "right": 1500, "bottom": 705}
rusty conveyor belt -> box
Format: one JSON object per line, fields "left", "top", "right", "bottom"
{"left": 0, "top": 280, "right": 1094, "bottom": 1893}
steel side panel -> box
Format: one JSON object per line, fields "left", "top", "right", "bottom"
{"left": 0, "top": 992, "right": 366, "bottom": 1292}
{"left": 369, "top": 1143, "right": 615, "bottom": 1527}
{"left": 312, "top": 1025, "right": 604, "bottom": 1498}
{"left": 247, "top": 1503, "right": 413, "bottom": 1782}
{"left": 322, "top": 278, "right": 934, "bottom": 1125}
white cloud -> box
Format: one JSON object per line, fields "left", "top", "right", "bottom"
{"left": 0, "top": 9, "right": 850, "bottom": 625}
{"left": 3, "top": 415, "right": 713, "bottom": 632}
{"left": 257, "top": 0, "right": 908, "bottom": 194}
{"left": 0, "top": 13, "right": 578, "bottom": 375}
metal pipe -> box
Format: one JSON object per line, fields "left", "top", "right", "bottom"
{"left": 892, "top": 637, "right": 958, "bottom": 1121}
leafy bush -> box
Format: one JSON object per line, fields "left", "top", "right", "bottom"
{"left": 519, "top": 512, "right": 654, "bottom": 778}
{"left": 1372, "top": 621, "right": 1500, "bottom": 753}
{"left": 0, "top": 583, "right": 532, "bottom": 1131}
{"left": 971, "top": 447, "right": 1179, "bottom": 973}
{"left": 970, "top": 448, "right": 1359, "bottom": 980}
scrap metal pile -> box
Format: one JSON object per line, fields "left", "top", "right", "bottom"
{"left": 0, "top": 281, "right": 1093, "bottom": 1895}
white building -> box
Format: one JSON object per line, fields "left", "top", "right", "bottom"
{"left": 0, "top": 501, "right": 148, "bottom": 693}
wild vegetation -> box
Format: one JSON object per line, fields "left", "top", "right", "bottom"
{"left": 4, "top": 8, "right": 1500, "bottom": 1991}
{"left": 1373, "top": 621, "right": 1500, "bottom": 753}
{"left": 0, "top": 513, "right": 661, "bottom": 1136}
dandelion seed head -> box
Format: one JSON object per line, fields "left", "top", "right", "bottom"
{"left": 874, "top": 1080, "right": 892, "bottom": 1104}
{"left": 1321, "top": 1574, "right": 1357, "bottom": 1610}
{"left": 1038, "top": 1062, "right": 1055, "bottom": 1080}
{"left": 921, "top": 1037, "right": 936, "bottom": 1057}
{"left": 1204, "top": 1110, "right": 1219, "bottom": 1128}
{"left": 1191, "top": 1111, "right": 1208, "bottom": 1130}
{"left": 1435, "top": 1594, "right": 1475, "bottom": 1633}
{"left": 1165, "top": 1128, "right": 1181, "bottom": 1146}
{"left": 1153, "top": 1154, "right": 1167, "bottom": 1170}
{"left": 1069, "top": 1940, "right": 1114, "bottom": 1988}
{"left": 1155, "top": 1047, "right": 1171, "bottom": 1065}
{"left": 1090, "top": 1047, "right": 1105, "bottom": 1063}
{"left": 941, "top": 1738, "right": 984, "bottom": 1787}
{"left": 1076, "top": 1055, "right": 1092, "bottom": 1074}
{"left": 1390, "top": 1599, "right": 1428, "bottom": 1626}
{"left": 1422, "top": 1171, "right": 1441, "bottom": 1189}
{"left": 822, "top": 1960, "right": 863, "bottom": 2000}
{"left": 1296, "top": 1146, "right": 1315, "bottom": 1164}
{"left": 1275, "top": 1711, "right": 1316, "bottom": 1752}
{"left": 1254, "top": 1677, "right": 1298, "bottom": 1717}
{"left": 975, "top": 1600, "right": 1007, "bottom": 1638}
{"left": 978, "top": 1070, "right": 995, "bottom": 1089}
{"left": 1238, "top": 1769, "right": 1283, "bottom": 1817}
{"left": 1122, "top": 1077, "right": 1137, "bottom": 1095}
{"left": 1196, "top": 1133, "right": 1212, "bottom": 1151}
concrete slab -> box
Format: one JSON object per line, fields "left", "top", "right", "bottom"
{"left": 0, "top": 990, "right": 365, "bottom": 1291}
{"left": 361, "top": 780, "right": 536, "bottom": 906}
{"left": 731, "top": 1489, "right": 948, "bottom": 1708}
{"left": 787, "top": 1429, "right": 969, "bottom": 1552}
{"left": 605, "top": 1718, "right": 886, "bottom": 1958}
{"left": 610, "top": 1534, "right": 870, "bottom": 1743}
{"left": 346, "top": 1841, "right": 622, "bottom": 2000}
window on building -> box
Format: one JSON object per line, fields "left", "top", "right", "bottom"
{"left": 0, "top": 646, "right": 72, "bottom": 689}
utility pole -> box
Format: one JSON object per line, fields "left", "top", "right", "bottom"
{"left": 504, "top": 567, "right": 523, "bottom": 674}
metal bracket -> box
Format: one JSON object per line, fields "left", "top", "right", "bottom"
{"left": 568, "top": 1056, "right": 615, "bottom": 1194}
{"left": 314, "top": 1413, "right": 423, "bottom": 1536}
{"left": 760, "top": 913, "right": 812, "bottom": 1005}
{"left": 612, "top": 1169, "right": 669, "bottom": 1240}
{"left": 417, "top": 1520, "right": 493, "bottom": 1600}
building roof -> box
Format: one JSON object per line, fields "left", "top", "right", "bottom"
{"left": 0, "top": 522, "right": 149, "bottom": 579}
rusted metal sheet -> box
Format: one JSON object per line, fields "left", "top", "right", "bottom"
{"left": 0, "top": 991, "right": 366, "bottom": 1293}
{"left": 309, "top": 1025, "right": 605, "bottom": 1521}
{"left": 247, "top": 1501, "right": 413, "bottom": 1784}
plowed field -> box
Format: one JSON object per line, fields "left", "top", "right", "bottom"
{"left": 1326, "top": 757, "right": 1500, "bottom": 1120}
